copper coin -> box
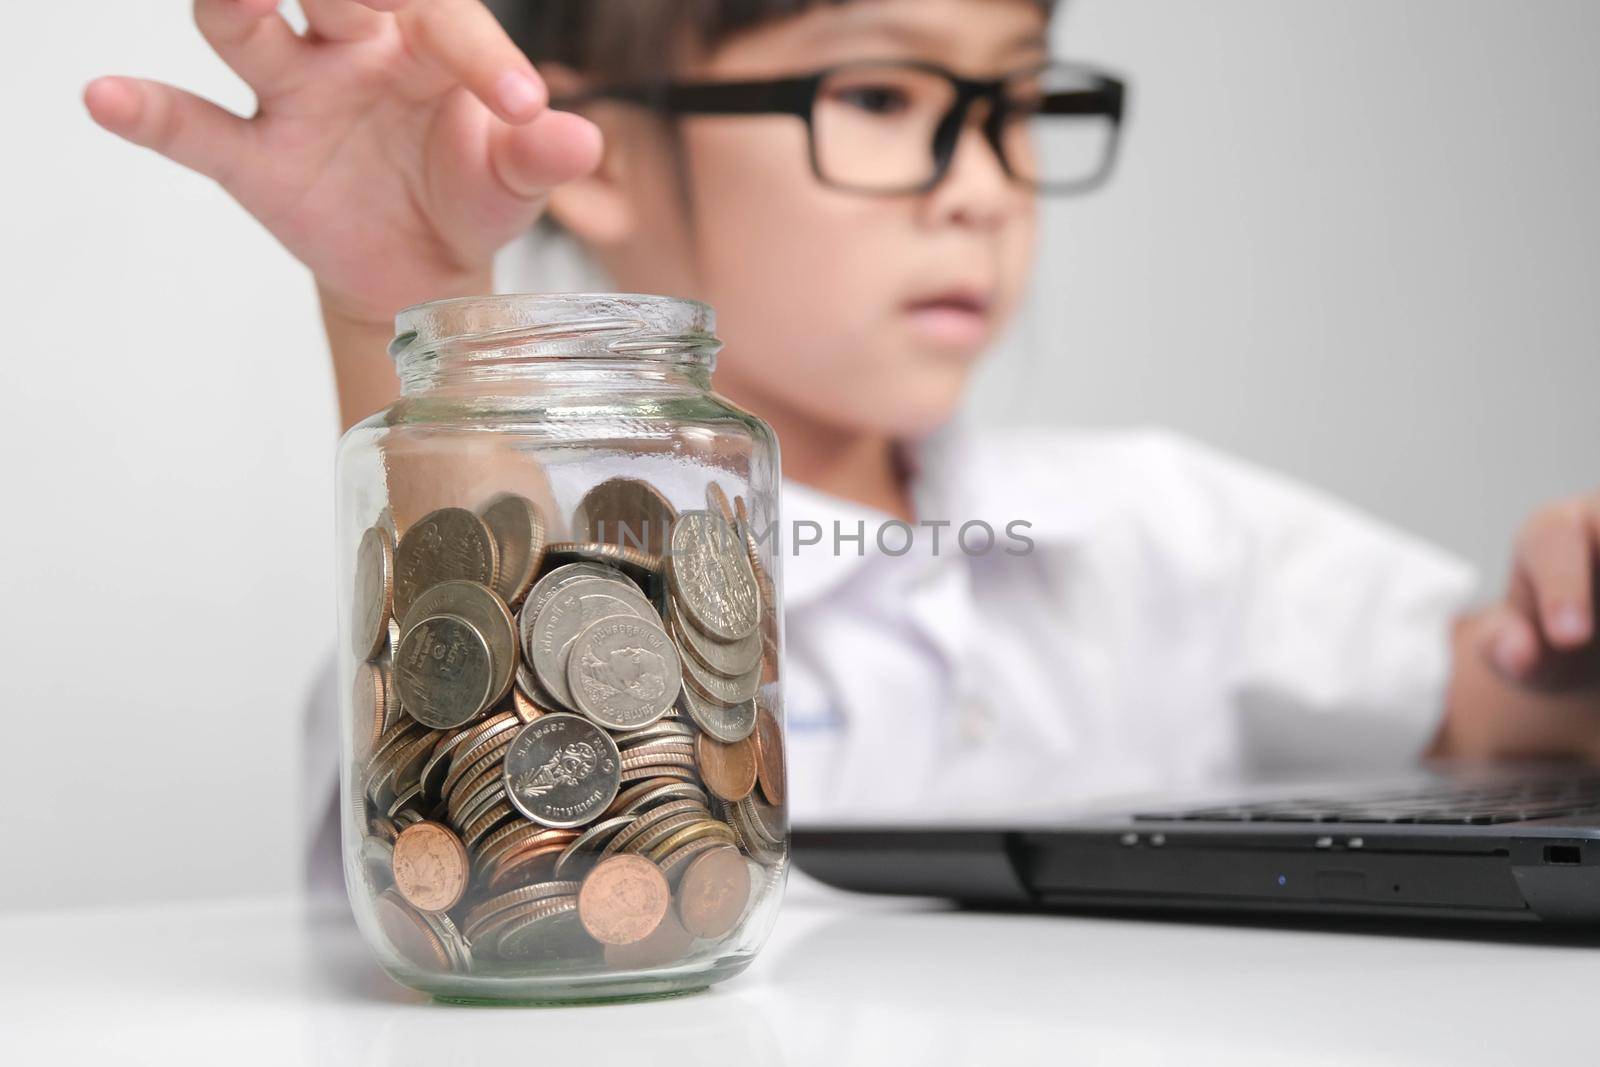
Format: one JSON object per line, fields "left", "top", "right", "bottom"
{"left": 676, "top": 845, "right": 751, "bottom": 939}
{"left": 578, "top": 854, "right": 671, "bottom": 946}
{"left": 572, "top": 476, "right": 678, "bottom": 558}
{"left": 705, "top": 482, "right": 736, "bottom": 526}
{"left": 753, "top": 706, "right": 786, "bottom": 807}
{"left": 604, "top": 907, "right": 695, "bottom": 971}
{"left": 695, "top": 733, "right": 758, "bottom": 802}
{"left": 391, "top": 821, "right": 470, "bottom": 913}
{"left": 373, "top": 889, "right": 451, "bottom": 971}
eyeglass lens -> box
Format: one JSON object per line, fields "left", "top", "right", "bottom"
{"left": 811, "top": 62, "right": 1116, "bottom": 193}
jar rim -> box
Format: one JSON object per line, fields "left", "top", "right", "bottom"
{"left": 389, "top": 292, "right": 718, "bottom": 366}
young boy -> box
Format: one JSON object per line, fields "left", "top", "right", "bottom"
{"left": 85, "top": 0, "right": 1600, "bottom": 835}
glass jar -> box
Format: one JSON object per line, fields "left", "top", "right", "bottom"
{"left": 336, "top": 293, "right": 787, "bottom": 1003}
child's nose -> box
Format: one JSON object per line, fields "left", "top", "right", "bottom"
{"left": 927, "top": 102, "right": 1016, "bottom": 228}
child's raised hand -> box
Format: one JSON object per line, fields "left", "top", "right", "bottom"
{"left": 83, "top": 0, "right": 602, "bottom": 326}
{"left": 1477, "top": 491, "right": 1600, "bottom": 693}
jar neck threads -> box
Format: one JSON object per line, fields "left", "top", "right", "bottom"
{"left": 390, "top": 293, "right": 719, "bottom": 396}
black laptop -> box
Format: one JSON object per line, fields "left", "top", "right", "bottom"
{"left": 792, "top": 765, "right": 1600, "bottom": 923}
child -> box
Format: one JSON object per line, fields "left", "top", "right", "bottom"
{"left": 85, "top": 0, "right": 1600, "bottom": 842}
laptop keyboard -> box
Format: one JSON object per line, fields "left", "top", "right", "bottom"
{"left": 1132, "top": 775, "right": 1600, "bottom": 825}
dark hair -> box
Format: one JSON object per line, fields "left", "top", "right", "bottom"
{"left": 490, "top": 0, "right": 1057, "bottom": 84}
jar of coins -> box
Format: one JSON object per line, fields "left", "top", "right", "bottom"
{"left": 336, "top": 294, "right": 787, "bottom": 1003}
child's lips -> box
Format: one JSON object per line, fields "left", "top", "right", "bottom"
{"left": 903, "top": 292, "right": 993, "bottom": 350}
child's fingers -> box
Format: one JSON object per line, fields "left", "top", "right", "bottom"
{"left": 300, "top": 0, "right": 393, "bottom": 42}
{"left": 83, "top": 77, "right": 253, "bottom": 188}
{"left": 488, "top": 110, "right": 604, "bottom": 201}
{"left": 396, "top": 0, "right": 548, "bottom": 123}
{"left": 1514, "top": 503, "right": 1595, "bottom": 650}
{"left": 193, "top": 0, "right": 305, "bottom": 96}
{"left": 1477, "top": 601, "right": 1542, "bottom": 682}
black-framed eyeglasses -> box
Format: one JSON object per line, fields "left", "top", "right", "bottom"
{"left": 554, "top": 59, "right": 1128, "bottom": 197}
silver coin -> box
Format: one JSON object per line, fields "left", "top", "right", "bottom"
{"left": 614, "top": 720, "right": 697, "bottom": 748}
{"left": 678, "top": 631, "right": 762, "bottom": 707}
{"left": 667, "top": 596, "right": 761, "bottom": 678}
{"left": 395, "top": 614, "right": 494, "bottom": 729}
{"left": 529, "top": 577, "right": 660, "bottom": 710}
{"left": 518, "top": 562, "right": 640, "bottom": 664}
{"left": 677, "top": 684, "right": 757, "bottom": 744}
{"left": 515, "top": 658, "right": 562, "bottom": 712}
{"left": 494, "top": 899, "right": 584, "bottom": 961}
{"left": 502, "top": 713, "right": 622, "bottom": 829}
{"left": 566, "top": 614, "right": 682, "bottom": 730}
{"left": 352, "top": 525, "right": 394, "bottom": 660}
{"left": 572, "top": 476, "right": 679, "bottom": 558}
{"left": 480, "top": 493, "right": 546, "bottom": 607}
{"left": 402, "top": 580, "right": 517, "bottom": 710}
{"left": 552, "top": 815, "right": 637, "bottom": 877}
{"left": 392, "top": 507, "right": 498, "bottom": 621}
{"left": 667, "top": 510, "right": 760, "bottom": 641}
{"left": 359, "top": 835, "right": 395, "bottom": 893}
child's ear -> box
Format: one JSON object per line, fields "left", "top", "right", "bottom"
{"left": 541, "top": 64, "right": 634, "bottom": 248}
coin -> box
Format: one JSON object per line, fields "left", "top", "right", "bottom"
{"left": 374, "top": 889, "right": 451, "bottom": 971}
{"left": 529, "top": 576, "right": 658, "bottom": 710}
{"left": 392, "top": 821, "right": 470, "bottom": 913}
{"left": 706, "top": 480, "right": 736, "bottom": 525}
{"left": 694, "top": 733, "right": 758, "bottom": 802}
{"left": 402, "top": 580, "right": 517, "bottom": 710}
{"left": 668, "top": 510, "right": 760, "bottom": 641}
{"left": 394, "top": 614, "right": 494, "bottom": 729}
{"left": 679, "top": 638, "right": 762, "bottom": 706}
{"left": 566, "top": 614, "right": 682, "bottom": 730}
{"left": 493, "top": 896, "right": 582, "bottom": 960}
{"left": 502, "top": 713, "right": 622, "bottom": 828}
{"left": 353, "top": 661, "right": 388, "bottom": 753}
{"left": 603, "top": 907, "right": 695, "bottom": 970}
{"left": 753, "top": 705, "right": 786, "bottom": 807}
{"left": 676, "top": 845, "right": 750, "bottom": 938}
{"left": 359, "top": 835, "right": 395, "bottom": 892}
{"left": 462, "top": 880, "right": 583, "bottom": 938}
{"left": 667, "top": 598, "right": 761, "bottom": 679}
{"left": 545, "top": 541, "right": 664, "bottom": 575}
{"left": 553, "top": 815, "right": 636, "bottom": 877}
{"left": 676, "top": 683, "right": 757, "bottom": 744}
{"left": 578, "top": 854, "right": 671, "bottom": 946}
{"left": 352, "top": 525, "right": 394, "bottom": 660}
{"left": 521, "top": 561, "right": 636, "bottom": 635}
{"left": 646, "top": 819, "right": 736, "bottom": 861}
{"left": 480, "top": 493, "right": 546, "bottom": 607}
{"left": 573, "top": 476, "right": 678, "bottom": 558}
{"left": 392, "top": 507, "right": 497, "bottom": 621}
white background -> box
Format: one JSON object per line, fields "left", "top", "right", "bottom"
{"left": 1, "top": 0, "right": 1596, "bottom": 912}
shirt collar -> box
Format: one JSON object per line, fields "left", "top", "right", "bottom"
{"left": 779, "top": 419, "right": 1100, "bottom": 611}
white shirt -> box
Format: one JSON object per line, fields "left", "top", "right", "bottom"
{"left": 778, "top": 423, "right": 1479, "bottom": 824}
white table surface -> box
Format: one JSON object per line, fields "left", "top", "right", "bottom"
{"left": 4, "top": 878, "right": 1598, "bottom": 1066}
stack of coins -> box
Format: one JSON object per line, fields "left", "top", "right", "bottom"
{"left": 349, "top": 480, "right": 786, "bottom": 975}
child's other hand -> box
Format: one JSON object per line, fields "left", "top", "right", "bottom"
{"left": 1477, "top": 492, "right": 1600, "bottom": 693}
{"left": 83, "top": 0, "right": 602, "bottom": 326}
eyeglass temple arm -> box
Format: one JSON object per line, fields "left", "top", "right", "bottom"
{"left": 1034, "top": 79, "right": 1126, "bottom": 122}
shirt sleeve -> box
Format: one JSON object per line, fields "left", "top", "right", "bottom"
{"left": 1134, "top": 430, "right": 1481, "bottom": 772}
